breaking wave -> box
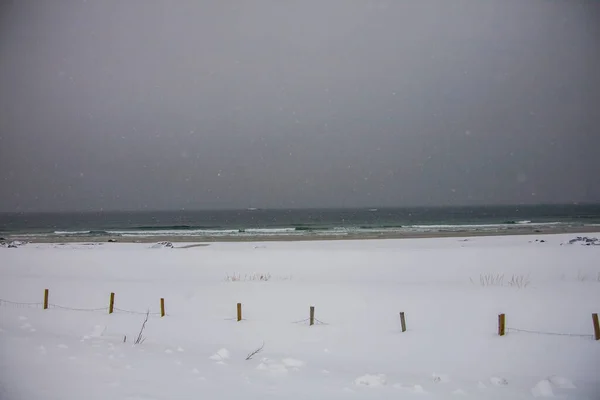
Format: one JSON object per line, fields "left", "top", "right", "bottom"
{"left": 54, "top": 230, "right": 113, "bottom": 236}
{"left": 30, "top": 221, "right": 570, "bottom": 238}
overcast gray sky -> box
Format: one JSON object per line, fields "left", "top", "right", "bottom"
{"left": 1, "top": 0, "right": 599, "bottom": 212}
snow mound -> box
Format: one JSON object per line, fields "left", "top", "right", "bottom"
{"left": 0, "top": 240, "right": 27, "bottom": 248}
{"left": 564, "top": 236, "right": 600, "bottom": 246}
{"left": 410, "top": 384, "right": 428, "bottom": 394}
{"left": 282, "top": 358, "right": 305, "bottom": 368}
{"left": 548, "top": 375, "right": 576, "bottom": 389}
{"left": 209, "top": 348, "right": 230, "bottom": 361}
{"left": 532, "top": 380, "right": 554, "bottom": 397}
{"left": 354, "top": 374, "right": 387, "bottom": 387}
{"left": 256, "top": 358, "right": 289, "bottom": 376}
{"left": 81, "top": 325, "right": 107, "bottom": 341}
{"left": 151, "top": 241, "right": 174, "bottom": 249}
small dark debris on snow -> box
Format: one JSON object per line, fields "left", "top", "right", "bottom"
{"left": 107, "top": 239, "right": 118, "bottom": 243}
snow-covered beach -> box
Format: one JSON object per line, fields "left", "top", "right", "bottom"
{"left": 1, "top": 233, "right": 599, "bottom": 399}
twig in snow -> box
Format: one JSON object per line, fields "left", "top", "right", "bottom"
{"left": 245, "top": 342, "right": 265, "bottom": 360}
{"left": 134, "top": 310, "right": 149, "bottom": 345}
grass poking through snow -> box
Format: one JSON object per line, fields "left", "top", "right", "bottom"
{"left": 471, "top": 273, "right": 530, "bottom": 288}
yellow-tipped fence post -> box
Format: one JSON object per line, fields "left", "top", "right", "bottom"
{"left": 109, "top": 292, "right": 115, "bottom": 314}
{"left": 160, "top": 298, "right": 165, "bottom": 317}
{"left": 593, "top": 313, "right": 600, "bottom": 341}
{"left": 310, "top": 306, "right": 315, "bottom": 326}
{"left": 498, "top": 313, "right": 506, "bottom": 336}
{"left": 237, "top": 303, "right": 242, "bottom": 322}
{"left": 400, "top": 312, "right": 406, "bottom": 332}
{"left": 43, "top": 289, "right": 49, "bottom": 310}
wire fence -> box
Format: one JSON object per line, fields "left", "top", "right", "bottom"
{"left": 0, "top": 295, "right": 332, "bottom": 328}
{"left": 1, "top": 297, "right": 597, "bottom": 339}
{"left": 0, "top": 298, "right": 160, "bottom": 316}
{"left": 0, "top": 299, "right": 44, "bottom": 309}
{"left": 506, "top": 327, "right": 594, "bottom": 338}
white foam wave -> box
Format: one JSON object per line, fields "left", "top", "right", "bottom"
{"left": 409, "top": 224, "right": 507, "bottom": 229}
{"left": 244, "top": 228, "right": 296, "bottom": 234}
{"left": 9, "top": 221, "right": 571, "bottom": 238}
{"left": 408, "top": 222, "right": 562, "bottom": 230}
{"left": 113, "top": 229, "right": 239, "bottom": 237}
{"left": 114, "top": 228, "right": 302, "bottom": 237}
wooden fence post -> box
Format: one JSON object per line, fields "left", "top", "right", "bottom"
{"left": 400, "top": 312, "right": 406, "bottom": 332}
{"left": 160, "top": 298, "right": 165, "bottom": 317}
{"left": 43, "top": 289, "right": 49, "bottom": 310}
{"left": 237, "top": 303, "right": 242, "bottom": 322}
{"left": 109, "top": 292, "right": 115, "bottom": 314}
{"left": 310, "top": 306, "right": 315, "bottom": 326}
{"left": 498, "top": 313, "right": 505, "bottom": 336}
{"left": 593, "top": 313, "right": 600, "bottom": 341}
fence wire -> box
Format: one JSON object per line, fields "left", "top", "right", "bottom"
{"left": 291, "top": 317, "right": 329, "bottom": 325}
{"left": 0, "top": 299, "right": 43, "bottom": 308}
{"left": 507, "top": 327, "right": 593, "bottom": 338}
{"left": 292, "top": 318, "right": 310, "bottom": 324}
{"left": 48, "top": 304, "right": 107, "bottom": 312}
{"left": 113, "top": 307, "right": 162, "bottom": 317}
{"left": 0, "top": 298, "right": 160, "bottom": 316}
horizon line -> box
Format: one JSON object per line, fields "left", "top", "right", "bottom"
{"left": 1, "top": 202, "right": 599, "bottom": 214}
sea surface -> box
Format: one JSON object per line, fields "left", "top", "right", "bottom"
{"left": 1, "top": 205, "right": 600, "bottom": 239}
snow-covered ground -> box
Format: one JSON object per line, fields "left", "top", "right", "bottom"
{"left": 1, "top": 233, "right": 599, "bottom": 399}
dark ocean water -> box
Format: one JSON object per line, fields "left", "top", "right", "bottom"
{"left": 1, "top": 205, "right": 600, "bottom": 238}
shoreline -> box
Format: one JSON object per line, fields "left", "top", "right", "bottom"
{"left": 5, "top": 225, "right": 600, "bottom": 244}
